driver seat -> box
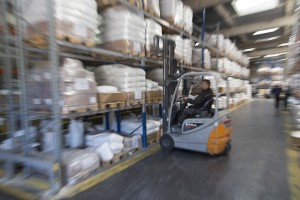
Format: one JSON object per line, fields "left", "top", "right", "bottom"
{"left": 195, "top": 98, "right": 214, "bottom": 118}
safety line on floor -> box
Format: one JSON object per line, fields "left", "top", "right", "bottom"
{"left": 0, "top": 183, "right": 36, "bottom": 200}
{"left": 283, "top": 112, "right": 300, "bottom": 200}
{"left": 229, "top": 100, "right": 251, "bottom": 113}
{"left": 53, "top": 144, "right": 160, "bottom": 200}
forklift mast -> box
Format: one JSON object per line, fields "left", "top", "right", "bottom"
{"left": 161, "top": 38, "right": 177, "bottom": 134}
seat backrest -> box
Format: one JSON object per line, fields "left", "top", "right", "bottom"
{"left": 203, "top": 98, "right": 214, "bottom": 112}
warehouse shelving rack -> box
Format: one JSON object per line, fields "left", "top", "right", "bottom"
{"left": 0, "top": 0, "right": 250, "bottom": 196}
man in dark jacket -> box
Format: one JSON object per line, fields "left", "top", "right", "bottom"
{"left": 178, "top": 79, "right": 214, "bottom": 125}
{"left": 271, "top": 85, "right": 282, "bottom": 109}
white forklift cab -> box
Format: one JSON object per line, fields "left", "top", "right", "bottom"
{"left": 160, "top": 72, "right": 232, "bottom": 155}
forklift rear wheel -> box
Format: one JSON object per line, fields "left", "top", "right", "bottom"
{"left": 160, "top": 134, "right": 174, "bottom": 151}
{"left": 223, "top": 142, "right": 231, "bottom": 155}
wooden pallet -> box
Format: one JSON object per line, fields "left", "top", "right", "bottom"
{"left": 91, "top": 49, "right": 145, "bottom": 59}
{"left": 126, "top": 100, "right": 144, "bottom": 106}
{"left": 101, "top": 151, "right": 129, "bottom": 167}
{"left": 112, "top": 151, "right": 128, "bottom": 163}
{"left": 146, "top": 98, "right": 158, "bottom": 103}
{"left": 62, "top": 104, "right": 98, "bottom": 114}
{"left": 127, "top": 147, "right": 140, "bottom": 156}
{"left": 99, "top": 102, "right": 126, "bottom": 110}
{"left": 25, "top": 34, "right": 95, "bottom": 48}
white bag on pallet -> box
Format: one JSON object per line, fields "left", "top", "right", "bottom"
{"left": 183, "top": 39, "right": 192, "bottom": 65}
{"left": 183, "top": 5, "right": 193, "bottom": 34}
{"left": 145, "top": 19, "right": 163, "bottom": 54}
{"left": 160, "top": 0, "right": 184, "bottom": 28}
{"left": 22, "top": 0, "right": 97, "bottom": 42}
{"left": 164, "top": 35, "right": 184, "bottom": 61}
{"left": 62, "top": 149, "right": 99, "bottom": 185}
{"left": 68, "top": 119, "right": 84, "bottom": 148}
{"left": 95, "top": 142, "right": 114, "bottom": 161}
{"left": 86, "top": 133, "right": 124, "bottom": 147}
{"left": 98, "top": 7, "right": 145, "bottom": 54}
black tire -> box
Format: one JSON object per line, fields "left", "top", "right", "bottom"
{"left": 222, "top": 142, "right": 231, "bottom": 155}
{"left": 160, "top": 134, "right": 174, "bottom": 151}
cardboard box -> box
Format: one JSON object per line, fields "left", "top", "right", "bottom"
{"left": 97, "top": 92, "right": 126, "bottom": 103}
{"left": 126, "top": 92, "right": 145, "bottom": 101}
{"left": 145, "top": 91, "right": 157, "bottom": 100}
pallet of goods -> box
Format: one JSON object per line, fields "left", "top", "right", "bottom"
{"left": 143, "top": 0, "right": 160, "bottom": 17}
{"left": 95, "top": 7, "right": 145, "bottom": 57}
{"left": 95, "top": 64, "right": 146, "bottom": 107}
{"left": 145, "top": 19, "right": 163, "bottom": 58}
{"left": 28, "top": 58, "right": 98, "bottom": 114}
{"left": 160, "top": 0, "right": 184, "bottom": 31}
{"left": 97, "top": 87, "right": 127, "bottom": 110}
{"left": 22, "top": 0, "right": 98, "bottom": 48}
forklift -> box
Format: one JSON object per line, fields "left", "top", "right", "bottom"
{"left": 157, "top": 37, "right": 232, "bottom": 155}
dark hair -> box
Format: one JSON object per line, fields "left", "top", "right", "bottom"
{"left": 202, "top": 79, "right": 210, "bottom": 87}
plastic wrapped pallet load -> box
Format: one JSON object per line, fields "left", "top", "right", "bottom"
{"left": 160, "top": 0, "right": 184, "bottom": 28}
{"left": 183, "top": 5, "right": 193, "bottom": 34}
{"left": 98, "top": 7, "right": 146, "bottom": 55}
{"left": 112, "top": 115, "right": 161, "bottom": 135}
{"left": 165, "top": 35, "right": 184, "bottom": 62}
{"left": 143, "top": 0, "right": 160, "bottom": 17}
{"left": 145, "top": 19, "right": 163, "bottom": 57}
{"left": 206, "top": 34, "right": 224, "bottom": 51}
{"left": 146, "top": 68, "right": 163, "bottom": 86}
{"left": 22, "top": 0, "right": 98, "bottom": 46}
{"left": 211, "top": 58, "right": 224, "bottom": 72}
{"left": 95, "top": 64, "right": 146, "bottom": 92}
{"left": 28, "top": 58, "right": 97, "bottom": 112}
{"left": 183, "top": 39, "right": 192, "bottom": 65}
{"left": 192, "top": 48, "right": 211, "bottom": 69}
{"left": 62, "top": 149, "right": 100, "bottom": 185}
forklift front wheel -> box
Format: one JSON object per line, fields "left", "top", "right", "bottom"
{"left": 160, "top": 134, "right": 174, "bottom": 151}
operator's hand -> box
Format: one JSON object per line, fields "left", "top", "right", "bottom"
{"left": 183, "top": 96, "right": 188, "bottom": 101}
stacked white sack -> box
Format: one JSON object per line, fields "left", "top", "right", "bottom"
{"left": 99, "top": 7, "right": 145, "bottom": 55}
{"left": 183, "top": 39, "right": 192, "bottom": 65}
{"left": 165, "top": 35, "right": 184, "bottom": 62}
{"left": 192, "top": 48, "right": 211, "bottom": 69}
{"left": 95, "top": 64, "right": 146, "bottom": 92}
{"left": 22, "top": 0, "right": 98, "bottom": 43}
{"left": 160, "top": 0, "right": 184, "bottom": 28}
{"left": 145, "top": 19, "right": 163, "bottom": 54}
{"left": 183, "top": 5, "right": 193, "bottom": 34}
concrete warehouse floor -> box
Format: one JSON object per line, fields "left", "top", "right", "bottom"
{"left": 1, "top": 99, "right": 299, "bottom": 200}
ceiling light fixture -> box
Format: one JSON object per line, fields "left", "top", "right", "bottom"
{"left": 232, "top": 0, "right": 279, "bottom": 16}
{"left": 264, "top": 53, "right": 288, "bottom": 58}
{"left": 242, "top": 48, "right": 255, "bottom": 52}
{"left": 277, "top": 43, "right": 289, "bottom": 47}
{"left": 253, "top": 28, "right": 279, "bottom": 35}
{"left": 255, "top": 36, "right": 280, "bottom": 43}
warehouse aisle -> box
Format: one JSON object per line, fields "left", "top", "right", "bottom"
{"left": 70, "top": 99, "right": 290, "bottom": 200}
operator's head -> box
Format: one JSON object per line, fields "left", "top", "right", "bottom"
{"left": 201, "top": 79, "right": 210, "bottom": 90}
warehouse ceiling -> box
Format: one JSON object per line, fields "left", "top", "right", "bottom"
{"left": 183, "top": 0, "right": 296, "bottom": 66}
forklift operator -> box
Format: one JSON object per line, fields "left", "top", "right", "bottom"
{"left": 178, "top": 79, "right": 214, "bottom": 125}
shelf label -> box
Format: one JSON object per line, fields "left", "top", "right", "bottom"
{"left": 32, "top": 75, "right": 41, "bottom": 82}
{"left": 74, "top": 24, "right": 87, "bottom": 38}
{"left": 89, "top": 96, "right": 97, "bottom": 104}
{"left": 74, "top": 78, "right": 89, "bottom": 91}
{"left": 134, "top": 89, "right": 142, "bottom": 100}
{"left": 33, "top": 98, "right": 41, "bottom": 105}
{"left": 43, "top": 72, "right": 51, "bottom": 80}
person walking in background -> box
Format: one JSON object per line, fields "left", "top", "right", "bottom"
{"left": 284, "top": 86, "right": 291, "bottom": 110}
{"left": 271, "top": 85, "right": 282, "bottom": 109}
